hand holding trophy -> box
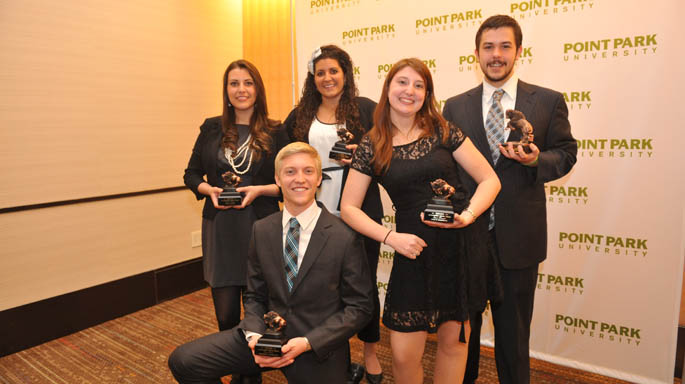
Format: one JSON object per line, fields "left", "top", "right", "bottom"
{"left": 218, "top": 171, "right": 243, "bottom": 207}
{"left": 328, "top": 126, "right": 355, "bottom": 161}
{"left": 423, "top": 179, "right": 456, "bottom": 223}
{"left": 505, "top": 109, "right": 534, "bottom": 153}
{"left": 254, "top": 311, "right": 287, "bottom": 357}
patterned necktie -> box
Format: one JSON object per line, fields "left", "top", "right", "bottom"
{"left": 284, "top": 217, "right": 300, "bottom": 292}
{"left": 485, "top": 89, "right": 505, "bottom": 230}
{"left": 485, "top": 89, "right": 506, "bottom": 165}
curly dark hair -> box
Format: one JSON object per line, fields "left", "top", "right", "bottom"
{"left": 292, "top": 45, "right": 362, "bottom": 141}
{"left": 221, "top": 60, "right": 279, "bottom": 163}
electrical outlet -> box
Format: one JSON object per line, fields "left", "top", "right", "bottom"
{"left": 191, "top": 230, "right": 202, "bottom": 248}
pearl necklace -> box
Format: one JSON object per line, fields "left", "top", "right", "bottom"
{"left": 224, "top": 134, "right": 253, "bottom": 175}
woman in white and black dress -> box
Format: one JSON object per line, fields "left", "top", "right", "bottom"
{"left": 284, "top": 45, "right": 384, "bottom": 383}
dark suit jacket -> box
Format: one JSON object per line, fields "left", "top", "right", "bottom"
{"left": 284, "top": 97, "right": 383, "bottom": 220}
{"left": 443, "top": 80, "right": 577, "bottom": 269}
{"left": 239, "top": 206, "right": 373, "bottom": 363}
{"left": 183, "top": 116, "right": 289, "bottom": 220}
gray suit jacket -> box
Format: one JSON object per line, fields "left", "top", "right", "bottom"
{"left": 443, "top": 80, "right": 577, "bottom": 269}
{"left": 239, "top": 205, "right": 373, "bottom": 362}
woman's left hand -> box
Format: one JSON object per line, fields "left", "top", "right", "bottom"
{"left": 235, "top": 185, "right": 262, "bottom": 209}
{"left": 420, "top": 211, "right": 475, "bottom": 229}
{"left": 340, "top": 144, "right": 358, "bottom": 165}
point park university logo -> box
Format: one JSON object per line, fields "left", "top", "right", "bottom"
{"left": 537, "top": 273, "right": 584, "bottom": 295}
{"left": 545, "top": 184, "right": 588, "bottom": 205}
{"left": 509, "top": 0, "right": 594, "bottom": 20}
{"left": 342, "top": 23, "right": 396, "bottom": 45}
{"left": 577, "top": 138, "right": 654, "bottom": 159}
{"left": 562, "top": 90, "right": 592, "bottom": 111}
{"left": 557, "top": 231, "right": 648, "bottom": 257}
{"left": 415, "top": 9, "right": 483, "bottom": 35}
{"left": 309, "top": 0, "right": 360, "bottom": 14}
{"left": 564, "top": 34, "right": 657, "bottom": 61}
{"left": 554, "top": 314, "right": 641, "bottom": 347}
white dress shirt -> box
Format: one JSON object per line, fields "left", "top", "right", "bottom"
{"left": 482, "top": 75, "right": 519, "bottom": 142}
{"left": 281, "top": 200, "right": 322, "bottom": 270}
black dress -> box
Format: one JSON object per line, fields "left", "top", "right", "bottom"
{"left": 352, "top": 124, "right": 494, "bottom": 333}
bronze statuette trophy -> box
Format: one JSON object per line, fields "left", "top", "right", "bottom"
{"left": 505, "top": 109, "right": 534, "bottom": 153}
{"left": 328, "top": 126, "right": 354, "bottom": 161}
{"left": 424, "top": 179, "right": 456, "bottom": 223}
{"left": 254, "top": 311, "right": 287, "bottom": 357}
{"left": 218, "top": 171, "right": 243, "bottom": 207}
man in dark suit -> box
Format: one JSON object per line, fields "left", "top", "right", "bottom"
{"left": 442, "top": 15, "right": 577, "bottom": 384}
{"left": 168, "top": 142, "right": 374, "bottom": 384}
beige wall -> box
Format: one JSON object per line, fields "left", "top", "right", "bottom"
{"left": 0, "top": 1, "right": 243, "bottom": 208}
{"left": 243, "top": 0, "right": 296, "bottom": 122}
{"left": 0, "top": 0, "right": 242, "bottom": 311}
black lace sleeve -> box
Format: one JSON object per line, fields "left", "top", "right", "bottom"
{"left": 447, "top": 123, "right": 466, "bottom": 152}
{"left": 351, "top": 135, "right": 375, "bottom": 177}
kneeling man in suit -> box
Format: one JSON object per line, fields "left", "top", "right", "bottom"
{"left": 168, "top": 142, "right": 374, "bottom": 384}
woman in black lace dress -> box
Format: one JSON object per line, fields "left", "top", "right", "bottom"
{"left": 340, "top": 58, "right": 500, "bottom": 384}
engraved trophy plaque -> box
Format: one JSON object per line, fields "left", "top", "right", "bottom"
{"left": 218, "top": 171, "right": 243, "bottom": 207}
{"left": 504, "top": 109, "right": 534, "bottom": 153}
{"left": 254, "top": 311, "right": 287, "bottom": 357}
{"left": 424, "top": 179, "right": 455, "bottom": 223}
{"left": 328, "top": 126, "right": 354, "bottom": 161}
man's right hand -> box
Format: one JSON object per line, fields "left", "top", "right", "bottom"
{"left": 249, "top": 336, "right": 301, "bottom": 369}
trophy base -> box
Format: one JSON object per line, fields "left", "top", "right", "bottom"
{"left": 329, "top": 141, "right": 352, "bottom": 161}
{"left": 424, "top": 198, "right": 454, "bottom": 223}
{"left": 218, "top": 187, "right": 242, "bottom": 207}
{"left": 504, "top": 141, "right": 532, "bottom": 153}
{"left": 254, "top": 333, "right": 285, "bottom": 357}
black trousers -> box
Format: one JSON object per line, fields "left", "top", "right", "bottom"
{"left": 464, "top": 231, "right": 538, "bottom": 384}
{"left": 168, "top": 327, "right": 350, "bottom": 384}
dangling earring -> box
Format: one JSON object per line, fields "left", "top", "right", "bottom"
{"left": 227, "top": 101, "right": 232, "bottom": 107}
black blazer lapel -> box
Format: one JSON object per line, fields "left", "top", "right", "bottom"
{"left": 265, "top": 212, "right": 290, "bottom": 294}
{"left": 204, "top": 128, "right": 223, "bottom": 185}
{"left": 290, "top": 209, "right": 332, "bottom": 293}
{"left": 465, "top": 85, "right": 494, "bottom": 166}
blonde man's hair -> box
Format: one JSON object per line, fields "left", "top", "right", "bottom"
{"left": 274, "top": 142, "right": 322, "bottom": 177}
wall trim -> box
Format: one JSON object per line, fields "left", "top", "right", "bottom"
{"left": 0, "top": 186, "right": 186, "bottom": 214}
{"left": 0, "top": 257, "right": 205, "bottom": 357}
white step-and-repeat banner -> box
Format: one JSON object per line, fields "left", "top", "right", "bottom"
{"left": 294, "top": 1, "right": 684, "bottom": 382}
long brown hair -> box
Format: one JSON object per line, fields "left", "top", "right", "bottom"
{"left": 292, "top": 45, "right": 362, "bottom": 141}
{"left": 221, "top": 60, "right": 278, "bottom": 162}
{"left": 368, "top": 58, "right": 449, "bottom": 175}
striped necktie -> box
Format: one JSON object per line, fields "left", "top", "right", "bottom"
{"left": 485, "top": 89, "right": 506, "bottom": 165}
{"left": 284, "top": 218, "right": 300, "bottom": 292}
{"left": 485, "top": 89, "right": 505, "bottom": 230}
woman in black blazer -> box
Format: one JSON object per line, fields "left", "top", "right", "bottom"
{"left": 284, "top": 45, "right": 384, "bottom": 384}
{"left": 184, "top": 60, "right": 288, "bottom": 337}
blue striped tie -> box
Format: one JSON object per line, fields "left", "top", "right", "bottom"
{"left": 284, "top": 218, "right": 300, "bottom": 292}
{"left": 485, "top": 89, "right": 506, "bottom": 165}
{"left": 485, "top": 89, "right": 505, "bottom": 230}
